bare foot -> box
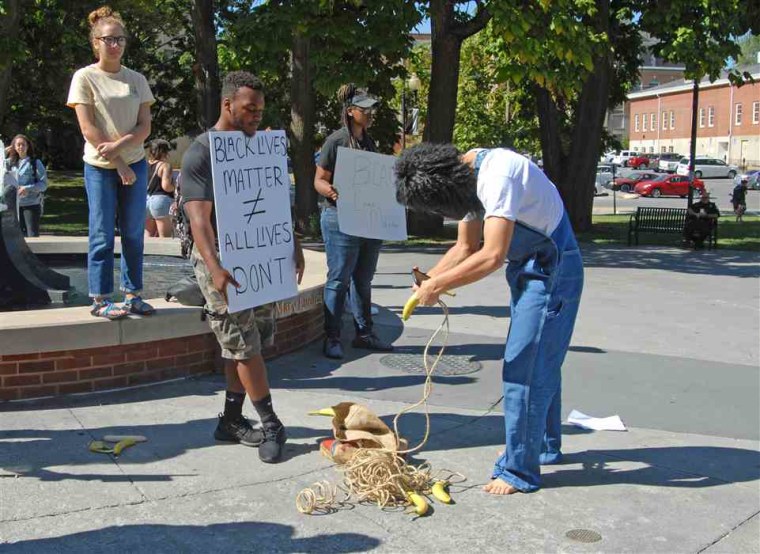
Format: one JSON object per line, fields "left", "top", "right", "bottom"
{"left": 483, "top": 477, "right": 519, "bottom": 495}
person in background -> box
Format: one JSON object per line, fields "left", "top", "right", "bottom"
{"left": 731, "top": 178, "right": 748, "bottom": 223}
{"left": 145, "top": 139, "right": 175, "bottom": 238}
{"left": 313, "top": 83, "right": 394, "bottom": 359}
{"left": 66, "top": 5, "right": 155, "bottom": 320}
{"left": 5, "top": 134, "right": 47, "bottom": 237}
{"left": 685, "top": 189, "right": 720, "bottom": 249}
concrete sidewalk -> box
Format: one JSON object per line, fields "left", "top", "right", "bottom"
{"left": 1, "top": 244, "right": 758, "bottom": 553}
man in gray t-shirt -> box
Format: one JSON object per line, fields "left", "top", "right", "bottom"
{"left": 181, "top": 71, "right": 304, "bottom": 464}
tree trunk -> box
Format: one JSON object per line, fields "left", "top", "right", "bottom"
{"left": 289, "top": 33, "right": 317, "bottom": 235}
{"left": 191, "top": 0, "right": 220, "bottom": 131}
{"left": 0, "top": 0, "right": 21, "bottom": 130}
{"left": 423, "top": 34, "right": 461, "bottom": 144}
{"left": 537, "top": 0, "right": 612, "bottom": 232}
{"left": 687, "top": 79, "right": 700, "bottom": 211}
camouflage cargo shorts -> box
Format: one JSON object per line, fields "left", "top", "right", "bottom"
{"left": 191, "top": 247, "right": 276, "bottom": 360}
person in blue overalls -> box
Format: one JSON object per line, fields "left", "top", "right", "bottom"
{"left": 395, "top": 143, "right": 584, "bottom": 495}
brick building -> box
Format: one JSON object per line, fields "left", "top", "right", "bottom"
{"left": 627, "top": 64, "right": 760, "bottom": 169}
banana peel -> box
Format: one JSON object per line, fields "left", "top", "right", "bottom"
{"left": 402, "top": 289, "right": 456, "bottom": 321}
{"left": 88, "top": 438, "right": 139, "bottom": 457}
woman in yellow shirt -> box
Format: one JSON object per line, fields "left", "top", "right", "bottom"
{"left": 67, "top": 6, "right": 155, "bottom": 320}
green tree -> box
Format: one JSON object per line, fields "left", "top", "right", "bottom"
{"left": 226, "top": 0, "right": 421, "bottom": 233}
{"left": 453, "top": 22, "right": 540, "bottom": 155}
{"left": 1, "top": 0, "right": 198, "bottom": 168}
{"left": 737, "top": 34, "right": 760, "bottom": 65}
{"left": 640, "top": 0, "right": 755, "bottom": 208}
{"left": 486, "top": 0, "right": 641, "bottom": 231}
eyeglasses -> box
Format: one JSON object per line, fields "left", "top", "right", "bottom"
{"left": 353, "top": 106, "right": 377, "bottom": 115}
{"left": 96, "top": 36, "right": 128, "bottom": 47}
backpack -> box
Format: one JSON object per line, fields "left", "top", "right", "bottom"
{"left": 170, "top": 170, "right": 194, "bottom": 259}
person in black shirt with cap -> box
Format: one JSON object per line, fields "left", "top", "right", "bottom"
{"left": 313, "top": 83, "right": 394, "bottom": 359}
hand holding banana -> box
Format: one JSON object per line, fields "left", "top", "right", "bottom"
{"left": 402, "top": 269, "right": 455, "bottom": 321}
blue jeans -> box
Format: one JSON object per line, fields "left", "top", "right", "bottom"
{"left": 320, "top": 206, "right": 383, "bottom": 338}
{"left": 84, "top": 160, "right": 148, "bottom": 298}
{"left": 492, "top": 213, "right": 584, "bottom": 492}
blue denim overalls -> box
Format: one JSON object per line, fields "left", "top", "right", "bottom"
{"left": 475, "top": 150, "right": 584, "bottom": 492}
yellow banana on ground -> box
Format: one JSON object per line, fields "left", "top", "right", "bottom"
{"left": 402, "top": 294, "right": 420, "bottom": 321}
{"left": 406, "top": 491, "right": 429, "bottom": 516}
{"left": 308, "top": 408, "right": 337, "bottom": 417}
{"left": 88, "top": 440, "right": 113, "bottom": 454}
{"left": 431, "top": 481, "right": 451, "bottom": 504}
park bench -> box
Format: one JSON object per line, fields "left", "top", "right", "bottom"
{"left": 627, "top": 206, "right": 717, "bottom": 248}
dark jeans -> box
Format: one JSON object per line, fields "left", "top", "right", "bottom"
{"left": 320, "top": 206, "right": 383, "bottom": 338}
{"left": 19, "top": 204, "right": 41, "bottom": 237}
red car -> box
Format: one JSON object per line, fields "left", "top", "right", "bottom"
{"left": 634, "top": 174, "right": 705, "bottom": 198}
{"left": 628, "top": 154, "right": 653, "bottom": 169}
{"left": 612, "top": 171, "right": 659, "bottom": 192}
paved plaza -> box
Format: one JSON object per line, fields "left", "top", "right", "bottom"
{"left": 1, "top": 244, "right": 758, "bottom": 552}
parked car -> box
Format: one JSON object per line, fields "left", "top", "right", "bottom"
{"left": 595, "top": 165, "right": 613, "bottom": 195}
{"left": 658, "top": 152, "right": 683, "bottom": 173}
{"left": 600, "top": 150, "right": 616, "bottom": 164}
{"left": 634, "top": 174, "right": 705, "bottom": 198}
{"left": 628, "top": 154, "right": 655, "bottom": 170}
{"left": 612, "top": 150, "right": 635, "bottom": 166}
{"left": 734, "top": 169, "right": 760, "bottom": 190}
{"left": 676, "top": 157, "right": 738, "bottom": 179}
{"left": 611, "top": 171, "right": 660, "bottom": 192}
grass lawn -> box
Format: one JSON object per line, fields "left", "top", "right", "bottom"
{"left": 42, "top": 171, "right": 759, "bottom": 251}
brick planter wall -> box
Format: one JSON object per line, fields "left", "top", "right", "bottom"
{"left": 0, "top": 307, "right": 323, "bottom": 402}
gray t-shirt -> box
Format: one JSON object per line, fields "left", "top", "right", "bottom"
{"left": 318, "top": 126, "right": 376, "bottom": 206}
{"left": 180, "top": 132, "right": 214, "bottom": 235}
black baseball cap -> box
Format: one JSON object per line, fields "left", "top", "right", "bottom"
{"left": 349, "top": 91, "right": 378, "bottom": 108}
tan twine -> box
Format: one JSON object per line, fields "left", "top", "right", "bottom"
{"left": 297, "top": 300, "right": 464, "bottom": 514}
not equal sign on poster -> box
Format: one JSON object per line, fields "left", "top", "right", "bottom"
{"left": 333, "top": 147, "right": 407, "bottom": 241}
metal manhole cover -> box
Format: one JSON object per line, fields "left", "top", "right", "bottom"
{"left": 565, "top": 529, "right": 602, "bottom": 543}
{"left": 379, "top": 353, "right": 482, "bottom": 375}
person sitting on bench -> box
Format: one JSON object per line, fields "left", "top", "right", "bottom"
{"left": 684, "top": 189, "right": 720, "bottom": 249}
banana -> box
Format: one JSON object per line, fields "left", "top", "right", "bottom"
{"left": 431, "top": 481, "right": 451, "bottom": 504}
{"left": 112, "top": 438, "right": 137, "bottom": 457}
{"left": 308, "top": 408, "right": 337, "bottom": 417}
{"left": 402, "top": 294, "right": 420, "bottom": 321}
{"left": 406, "top": 491, "right": 429, "bottom": 516}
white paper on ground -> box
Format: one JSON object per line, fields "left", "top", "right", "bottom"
{"left": 567, "top": 409, "right": 627, "bottom": 431}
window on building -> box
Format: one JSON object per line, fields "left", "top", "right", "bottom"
{"left": 661, "top": 146, "right": 667, "bottom": 153}
{"left": 668, "top": 146, "right": 674, "bottom": 153}
{"left": 650, "top": 112, "right": 656, "bottom": 130}
{"left": 662, "top": 111, "right": 667, "bottom": 130}
{"left": 699, "top": 108, "right": 705, "bottom": 128}
{"left": 634, "top": 114, "right": 640, "bottom": 132}
{"left": 753, "top": 101, "right": 759, "bottom": 124}
{"left": 735, "top": 103, "right": 743, "bottom": 126}
{"left": 669, "top": 110, "right": 675, "bottom": 130}
{"left": 642, "top": 114, "right": 647, "bottom": 132}
{"left": 708, "top": 106, "right": 715, "bottom": 127}
{"left": 649, "top": 147, "right": 654, "bottom": 153}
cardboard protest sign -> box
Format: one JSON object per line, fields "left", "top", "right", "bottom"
{"left": 209, "top": 130, "right": 297, "bottom": 313}
{"left": 333, "top": 147, "right": 407, "bottom": 241}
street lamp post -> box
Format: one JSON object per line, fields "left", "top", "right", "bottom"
{"left": 401, "top": 73, "right": 421, "bottom": 150}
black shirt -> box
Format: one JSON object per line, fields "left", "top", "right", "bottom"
{"left": 318, "top": 126, "right": 377, "bottom": 206}
{"left": 180, "top": 132, "right": 215, "bottom": 235}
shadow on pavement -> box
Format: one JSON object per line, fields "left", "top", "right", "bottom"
{"left": 580, "top": 244, "right": 760, "bottom": 278}
{"left": 545, "top": 446, "right": 760, "bottom": 488}
{"left": 0, "top": 418, "right": 323, "bottom": 481}
{"left": 1, "top": 522, "right": 381, "bottom": 553}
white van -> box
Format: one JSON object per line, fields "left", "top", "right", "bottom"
{"left": 675, "top": 157, "right": 739, "bottom": 179}
{"left": 612, "top": 150, "right": 634, "bottom": 166}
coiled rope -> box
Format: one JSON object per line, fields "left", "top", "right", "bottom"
{"left": 297, "top": 300, "right": 462, "bottom": 514}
